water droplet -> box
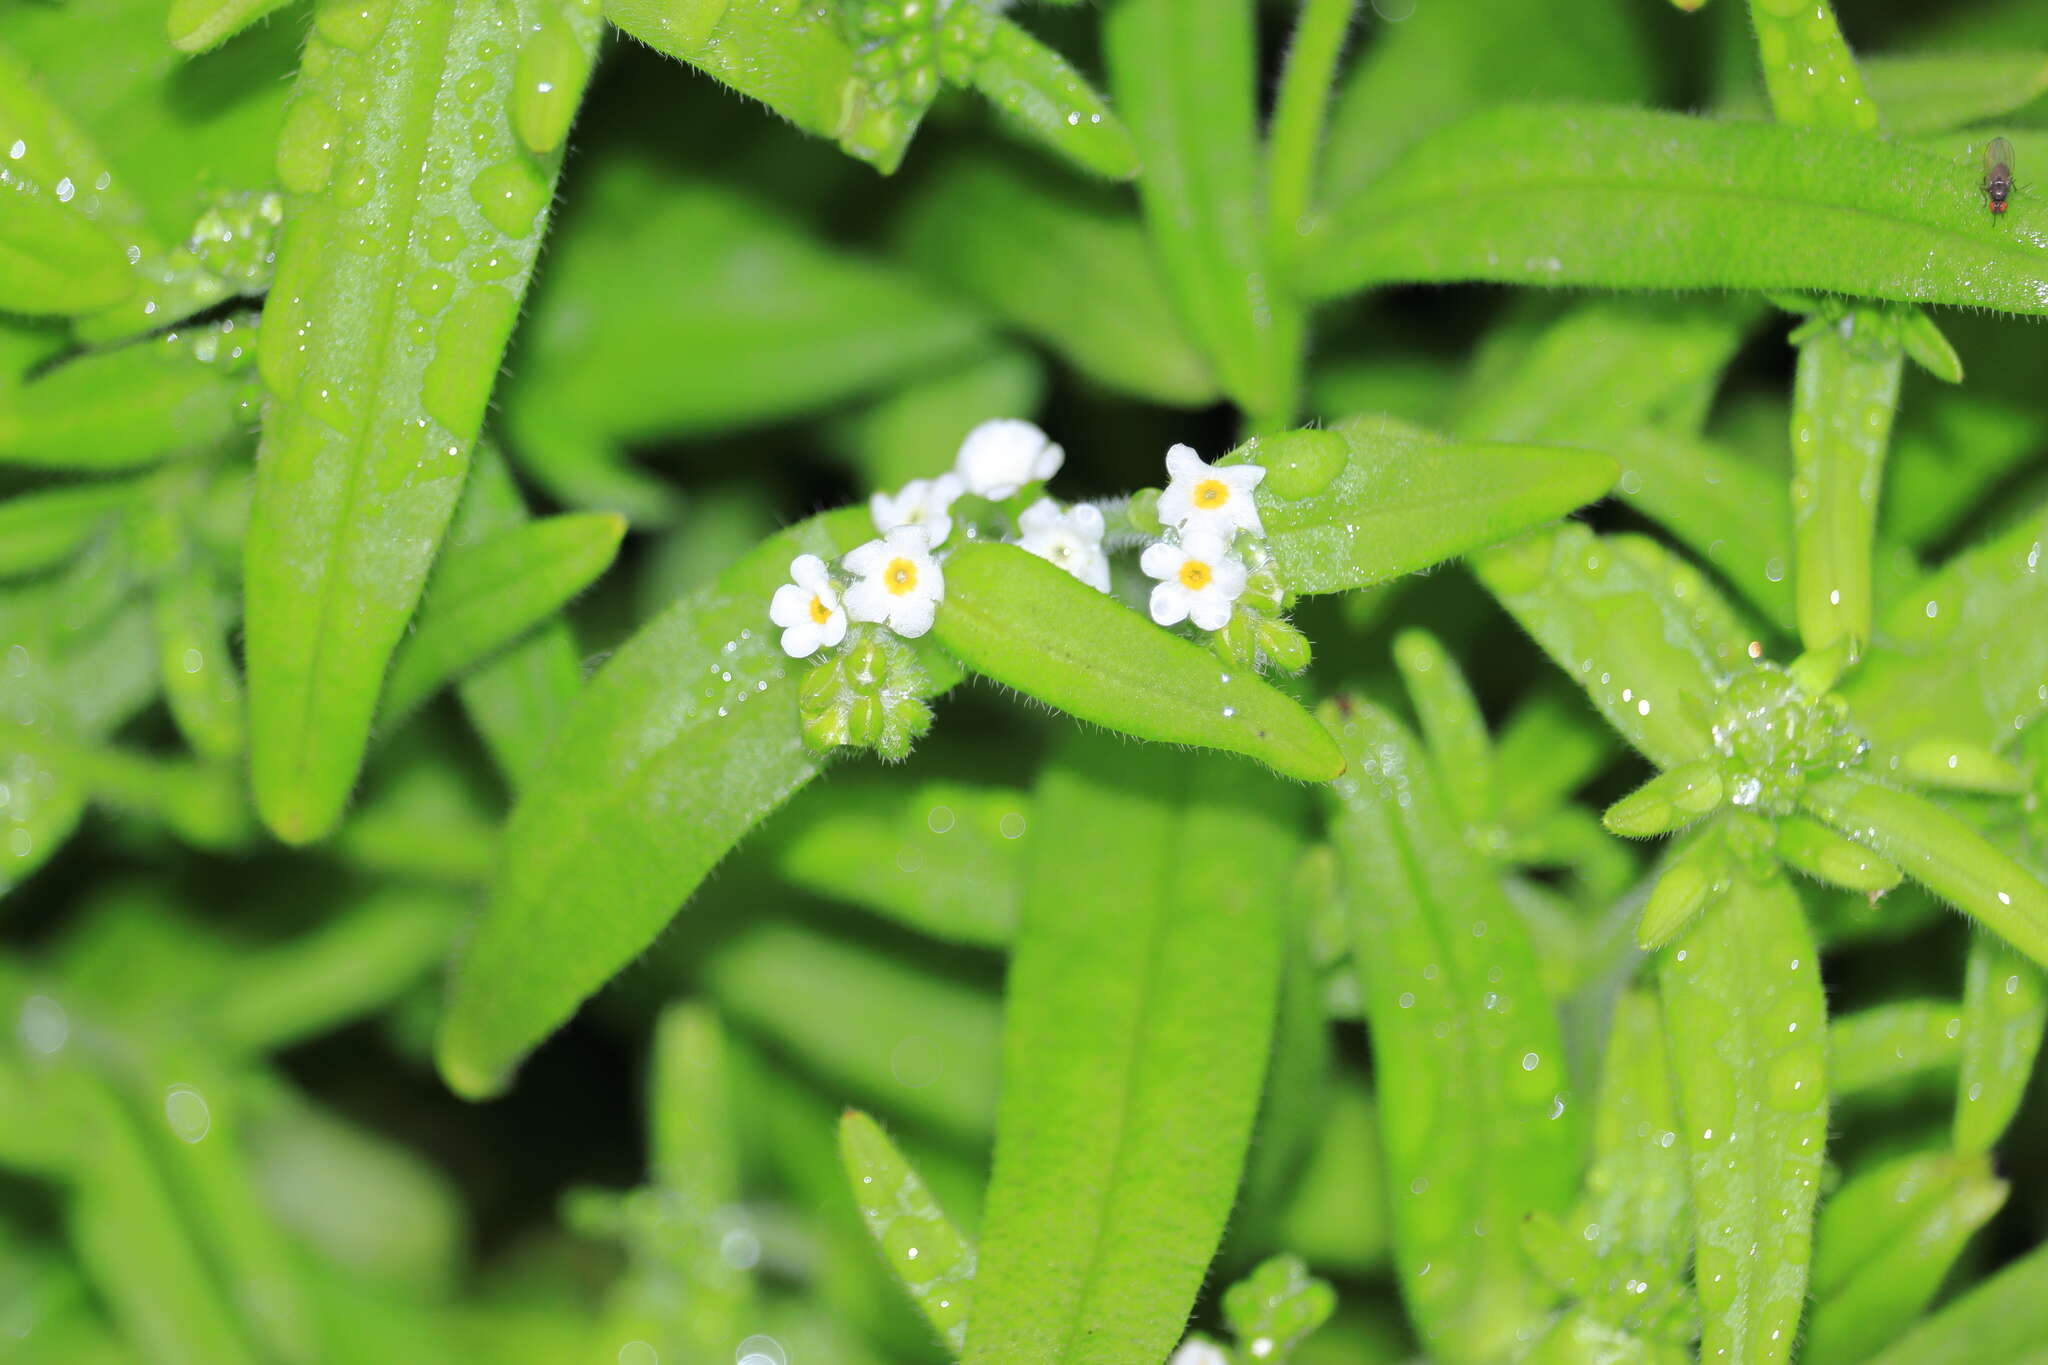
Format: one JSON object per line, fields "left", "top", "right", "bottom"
{"left": 164, "top": 1085, "right": 212, "bottom": 1143}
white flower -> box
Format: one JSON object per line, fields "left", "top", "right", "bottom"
{"left": 1157, "top": 443, "right": 1266, "bottom": 539}
{"left": 955, "top": 418, "right": 1064, "bottom": 500}
{"left": 1168, "top": 1340, "right": 1231, "bottom": 1365}
{"left": 768, "top": 553, "right": 848, "bottom": 658}
{"left": 1141, "top": 529, "right": 1247, "bottom": 631}
{"left": 870, "top": 473, "right": 964, "bottom": 548}
{"left": 842, "top": 525, "right": 946, "bottom": 638}
{"left": 1014, "top": 497, "right": 1111, "bottom": 593}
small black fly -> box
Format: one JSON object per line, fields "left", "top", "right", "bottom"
{"left": 1984, "top": 136, "right": 2016, "bottom": 216}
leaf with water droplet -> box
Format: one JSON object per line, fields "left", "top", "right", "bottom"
{"left": 966, "top": 735, "right": 1299, "bottom": 1365}
{"left": 1475, "top": 523, "right": 1748, "bottom": 771}
{"left": 1298, "top": 105, "right": 2048, "bottom": 315}
{"left": 1802, "top": 773, "right": 2048, "bottom": 971}
{"left": 1954, "top": 930, "right": 2047, "bottom": 1155}
{"left": 0, "top": 332, "right": 254, "bottom": 471}
{"left": 967, "top": 16, "right": 1138, "bottom": 180}
{"left": 1322, "top": 695, "right": 1581, "bottom": 1363}
{"left": 1255, "top": 415, "right": 1618, "bottom": 599}
{"left": 1828, "top": 996, "right": 1963, "bottom": 1097}
{"left": 434, "top": 510, "right": 956, "bottom": 1098}
{"left": 1659, "top": 844, "right": 1827, "bottom": 1365}
{"left": 245, "top": 0, "right": 594, "bottom": 843}
{"left": 840, "top": 1109, "right": 977, "bottom": 1356}
{"left": 1858, "top": 1225, "right": 2048, "bottom": 1365}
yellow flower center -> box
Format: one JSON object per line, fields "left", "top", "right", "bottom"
{"left": 1193, "top": 478, "right": 1231, "bottom": 509}
{"left": 1178, "top": 559, "right": 1213, "bottom": 591}
{"left": 886, "top": 557, "right": 919, "bottom": 595}
{"left": 808, "top": 594, "right": 834, "bottom": 625}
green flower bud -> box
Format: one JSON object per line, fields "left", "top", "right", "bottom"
{"left": 1256, "top": 617, "right": 1312, "bottom": 674}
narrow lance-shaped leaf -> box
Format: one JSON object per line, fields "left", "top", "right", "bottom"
{"left": 931, "top": 542, "right": 1343, "bottom": 784}
{"left": 1264, "top": 0, "right": 1360, "bottom": 261}
{"left": 1828, "top": 998, "right": 1963, "bottom": 1097}
{"left": 1860, "top": 1235, "right": 2048, "bottom": 1365}
{"left": 1323, "top": 696, "right": 1581, "bottom": 1364}
{"left": 1802, "top": 1149, "right": 2008, "bottom": 1365}
{"left": 702, "top": 921, "right": 1001, "bottom": 1144}
{"left": 1104, "top": 0, "right": 1302, "bottom": 426}
{"left": 379, "top": 511, "right": 625, "bottom": 728}
{"left": 1840, "top": 503, "right": 2048, "bottom": 755}
{"left": 965, "top": 15, "right": 1139, "bottom": 180}
{"left": 1297, "top": 105, "right": 2048, "bottom": 313}
{"left": 1800, "top": 773, "right": 2048, "bottom": 971}
{"left": 896, "top": 158, "right": 1217, "bottom": 408}
{"left": 131, "top": 1049, "right": 318, "bottom": 1363}
{"left": 151, "top": 566, "right": 245, "bottom": 764}
{"left": 446, "top": 442, "right": 586, "bottom": 791}
{"left": 1392, "top": 629, "right": 1494, "bottom": 832}
{"left": 0, "top": 43, "right": 137, "bottom": 316}
{"left": 1475, "top": 523, "right": 1750, "bottom": 770}
{"left": 0, "top": 329, "right": 256, "bottom": 471}
{"left": 841, "top": 1109, "right": 977, "bottom": 1356}
{"left": 1954, "top": 929, "right": 2048, "bottom": 1154}
{"left": 166, "top": 0, "right": 299, "bottom": 55}
{"left": 1861, "top": 52, "right": 2048, "bottom": 136}
{"left": 1658, "top": 841, "right": 1828, "bottom": 1365}
{"left": 966, "top": 737, "right": 1298, "bottom": 1364}
{"left": 1745, "top": 0, "right": 1879, "bottom": 132}
{"left": 770, "top": 776, "right": 1029, "bottom": 949}
{"left": 1612, "top": 428, "right": 1797, "bottom": 631}
{"left": 435, "top": 511, "right": 943, "bottom": 1098}
{"left": 1235, "top": 417, "right": 1618, "bottom": 598}
{"left": 244, "top": 0, "right": 596, "bottom": 842}
{"left": 0, "top": 481, "right": 137, "bottom": 580}
{"left": 1789, "top": 306, "right": 1903, "bottom": 656}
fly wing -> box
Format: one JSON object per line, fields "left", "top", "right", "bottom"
{"left": 1987, "top": 135, "right": 2016, "bottom": 178}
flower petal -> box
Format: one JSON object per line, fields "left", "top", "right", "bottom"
{"left": 1149, "top": 582, "right": 1191, "bottom": 626}
{"left": 1140, "top": 541, "right": 1185, "bottom": 580}
{"left": 769, "top": 583, "right": 812, "bottom": 628}
{"left": 1188, "top": 594, "right": 1234, "bottom": 631}
{"left": 843, "top": 578, "right": 890, "bottom": 623}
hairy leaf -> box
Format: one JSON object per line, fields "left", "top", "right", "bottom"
{"left": 967, "top": 737, "right": 1297, "bottom": 1364}
{"left": 1299, "top": 104, "right": 2048, "bottom": 312}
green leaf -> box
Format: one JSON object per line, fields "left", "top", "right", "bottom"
{"left": 1324, "top": 697, "right": 1580, "bottom": 1364}
{"left": 968, "top": 18, "right": 1139, "bottom": 180}
{"left": 1840, "top": 501, "right": 2048, "bottom": 755}
{"left": 770, "top": 775, "right": 1028, "bottom": 948}
{"left": 930, "top": 541, "right": 1343, "bottom": 784}
{"left": 166, "top": 0, "right": 299, "bottom": 54}
{"left": 1801, "top": 774, "right": 2048, "bottom": 970}
{"left": 1455, "top": 297, "right": 1755, "bottom": 448}
{"left": 51, "top": 1068, "right": 262, "bottom": 1365}
{"left": 1297, "top": 104, "right": 2048, "bottom": 313}
{"left": 967, "top": 737, "right": 1298, "bottom": 1364}
{"left": 1103, "top": 0, "right": 1302, "bottom": 425}
{"left": 1955, "top": 930, "right": 2047, "bottom": 1154}
{"left": 832, "top": 346, "right": 1047, "bottom": 491}
{"left": 1611, "top": 429, "right": 1797, "bottom": 631}
{"left": 1392, "top": 628, "right": 1495, "bottom": 831}
{"left": 703, "top": 920, "right": 1001, "bottom": 1144}
{"left": 380, "top": 511, "right": 623, "bottom": 727}
{"left": 1243, "top": 417, "right": 1618, "bottom": 597}
{"left": 446, "top": 442, "right": 586, "bottom": 791}
{"left": 1744, "top": 0, "right": 1877, "bottom": 131}
{"left": 1790, "top": 306, "right": 1904, "bottom": 654}
{"left": 1803, "top": 1149, "right": 2008, "bottom": 1365}
{"left": 1658, "top": 849, "right": 1828, "bottom": 1365}
{"left": 504, "top": 160, "right": 986, "bottom": 521}
{"left": 1860, "top": 1235, "right": 2048, "bottom": 1365}
{"left": 841, "top": 1109, "right": 977, "bottom": 1356}
{"left": 896, "top": 157, "right": 1217, "bottom": 407}
{"left": 1320, "top": 0, "right": 1649, "bottom": 207}
{"left": 435, "top": 511, "right": 927, "bottom": 1098}
{"left": 1475, "top": 524, "right": 1751, "bottom": 770}
{"left": 210, "top": 890, "right": 463, "bottom": 1054}
{"left": 1829, "top": 997, "right": 1963, "bottom": 1097}
{"left": 244, "top": 0, "right": 593, "bottom": 843}
{"left": 1861, "top": 52, "right": 2048, "bottom": 135}
{"left": 602, "top": 0, "right": 896, "bottom": 171}
{"left": 0, "top": 43, "right": 138, "bottom": 316}
{"left": 1492, "top": 688, "right": 1618, "bottom": 828}
{"left": 0, "top": 480, "right": 137, "bottom": 579}
{"left": 1264, "top": 0, "right": 1359, "bottom": 262}
{"left": 0, "top": 333, "right": 255, "bottom": 471}
{"left": 151, "top": 565, "right": 246, "bottom": 764}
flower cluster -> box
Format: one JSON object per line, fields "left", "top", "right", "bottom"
{"left": 1136, "top": 445, "right": 1309, "bottom": 673}
{"left": 768, "top": 417, "right": 1110, "bottom": 758}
